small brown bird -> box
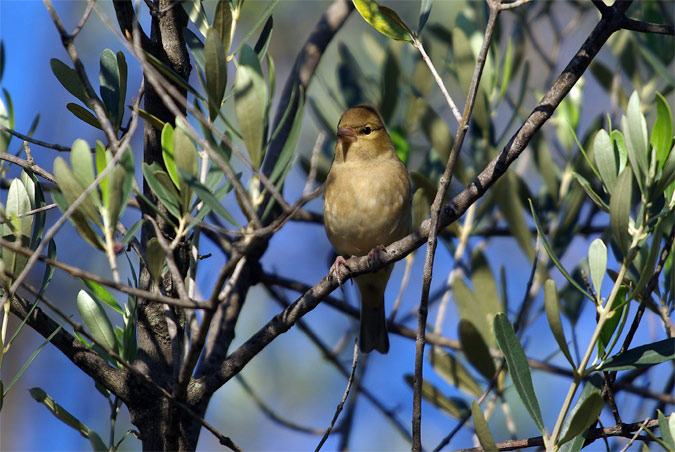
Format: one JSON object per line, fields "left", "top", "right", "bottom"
{"left": 324, "top": 105, "right": 412, "bottom": 354}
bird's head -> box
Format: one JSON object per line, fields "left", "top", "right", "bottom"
{"left": 335, "top": 105, "right": 393, "bottom": 161}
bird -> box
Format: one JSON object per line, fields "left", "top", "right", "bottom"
{"left": 324, "top": 105, "right": 412, "bottom": 354}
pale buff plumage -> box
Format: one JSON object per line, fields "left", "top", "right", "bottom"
{"left": 324, "top": 105, "right": 412, "bottom": 354}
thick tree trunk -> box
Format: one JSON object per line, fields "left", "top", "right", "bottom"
{"left": 118, "top": 1, "right": 199, "bottom": 449}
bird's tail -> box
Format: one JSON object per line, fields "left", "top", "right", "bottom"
{"left": 359, "top": 302, "right": 389, "bottom": 354}
{"left": 355, "top": 265, "right": 393, "bottom": 354}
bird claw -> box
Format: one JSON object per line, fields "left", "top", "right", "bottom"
{"left": 330, "top": 255, "right": 349, "bottom": 289}
{"left": 367, "top": 245, "right": 387, "bottom": 266}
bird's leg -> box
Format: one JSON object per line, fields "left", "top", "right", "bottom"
{"left": 329, "top": 255, "right": 350, "bottom": 289}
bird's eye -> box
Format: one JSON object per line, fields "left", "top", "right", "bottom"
{"left": 362, "top": 126, "right": 372, "bottom": 135}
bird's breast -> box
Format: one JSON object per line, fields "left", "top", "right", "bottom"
{"left": 324, "top": 158, "right": 412, "bottom": 257}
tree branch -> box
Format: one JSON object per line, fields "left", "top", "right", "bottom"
{"left": 456, "top": 418, "right": 660, "bottom": 451}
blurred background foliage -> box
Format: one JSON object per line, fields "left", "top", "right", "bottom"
{"left": 0, "top": 0, "right": 673, "bottom": 450}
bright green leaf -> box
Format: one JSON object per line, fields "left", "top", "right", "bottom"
{"left": 76, "top": 290, "right": 117, "bottom": 353}
{"left": 352, "top": 0, "right": 413, "bottom": 43}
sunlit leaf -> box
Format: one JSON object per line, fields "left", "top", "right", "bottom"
{"left": 593, "top": 129, "right": 617, "bottom": 194}
{"left": 658, "top": 410, "right": 675, "bottom": 451}
{"left": 76, "top": 290, "right": 117, "bottom": 353}
{"left": 352, "top": 0, "right": 413, "bottom": 43}
{"left": 622, "top": 91, "right": 648, "bottom": 186}
{"left": 213, "top": 0, "right": 233, "bottom": 54}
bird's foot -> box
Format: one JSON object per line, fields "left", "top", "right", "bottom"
{"left": 329, "top": 255, "right": 349, "bottom": 288}
{"left": 367, "top": 245, "right": 387, "bottom": 266}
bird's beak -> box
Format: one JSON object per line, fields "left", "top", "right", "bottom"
{"left": 337, "top": 127, "right": 357, "bottom": 143}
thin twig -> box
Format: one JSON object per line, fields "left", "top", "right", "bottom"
{"left": 412, "top": 3, "right": 502, "bottom": 449}
{"left": 315, "top": 340, "right": 359, "bottom": 452}
{"left": 0, "top": 125, "right": 71, "bottom": 152}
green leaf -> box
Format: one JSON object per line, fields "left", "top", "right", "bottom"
{"left": 559, "top": 393, "right": 604, "bottom": 445}
{"left": 121, "top": 219, "right": 143, "bottom": 246}
{"left": 3, "top": 322, "right": 65, "bottom": 395}
{"left": 404, "top": 375, "right": 469, "bottom": 419}
{"left": 417, "top": 0, "right": 433, "bottom": 33}
{"left": 76, "top": 290, "right": 117, "bottom": 353}
{"left": 146, "top": 237, "right": 164, "bottom": 283}
{"left": 598, "top": 286, "right": 626, "bottom": 355}
{"left": 3, "top": 178, "right": 32, "bottom": 276}
{"left": 213, "top": 0, "right": 233, "bottom": 55}
{"left": 658, "top": 410, "right": 675, "bottom": 451}
{"left": 229, "top": 0, "right": 280, "bottom": 57}
{"left": 530, "top": 199, "right": 594, "bottom": 301}
{"left": 471, "top": 401, "right": 497, "bottom": 452}
{"left": 205, "top": 27, "right": 228, "bottom": 122}
{"left": 178, "top": 168, "right": 239, "bottom": 226}
{"left": 184, "top": 28, "right": 205, "bottom": 71}
{"left": 496, "top": 39, "right": 514, "bottom": 108}
{"left": 70, "top": 139, "right": 99, "bottom": 206}
{"left": 459, "top": 319, "right": 496, "bottom": 380}
{"left": 173, "top": 124, "right": 199, "bottom": 180}
{"left": 160, "top": 123, "right": 179, "bottom": 188}
{"left": 494, "top": 313, "right": 545, "bottom": 434}
{"left": 453, "top": 278, "right": 494, "bottom": 347}
{"left": 572, "top": 171, "right": 609, "bottom": 212}
{"left": 494, "top": 172, "right": 535, "bottom": 261}
{"left": 81, "top": 279, "right": 123, "bottom": 315}
{"left": 182, "top": 0, "right": 209, "bottom": 37}
{"left": 559, "top": 374, "right": 603, "bottom": 452}
{"left": 234, "top": 45, "right": 267, "bottom": 169}
{"left": 99, "top": 49, "right": 120, "bottom": 128}
{"left": 544, "top": 279, "right": 575, "bottom": 367}
{"left": 471, "top": 250, "right": 503, "bottom": 320}
{"left": 53, "top": 157, "right": 102, "bottom": 228}
{"left": 622, "top": 91, "right": 649, "bottom": 185}
{"left": 141, "top": 163, "right": 182, "bottom": 219}
{"left": 106, "top": 148, "right": 134, "bottom": 228}
{"left": 588, "top": 238, "right": 607, "bottom": 297}
{"left": 609, "top": 167, "right": 633, "bottom": 255}
{"left": 116, "top": 51, "right": 127, "bottom": 128}
{"left": 352, "top": 0, "right": 413, "bottom": 43}
{"left": 597, "top": 338, "right": 675, "bottom": 371}
{"left": 51, "top": 190, "right": 104, "bottom": 250}
{"left": 66, "top": 103, "right": 102, "bottom": 130}
{"left": 430, "top": 348, "right": 483, "bottom": 398}
{"left": 593, "top": 129, "right": 617, "bottom": 194}
{"left": 50, "top": 58, "right": 91, "bottom": 107}
{"left": 611, "top": 130, "right": 628, "bottom": 174}
{"left": 652, "top": 93, "right": 673, "bottom": 171}
{"left": 254, "top": 16, "right": 274, "bottom": 59}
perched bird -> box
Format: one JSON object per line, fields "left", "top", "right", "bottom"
{"left": 324, "top": 105, "right": 412, "bottom": 354}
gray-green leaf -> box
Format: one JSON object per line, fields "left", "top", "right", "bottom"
{"left": 76, "top": 290, "right": 117, "bottom": 353}
{"left": 234, "top": 45, "right": 267, "bottom": 169}
{"left": 609, "top": 167, "right": 633, "bottom": 255}
{"left": 544, "top": 279, "right": 575, "bottom": 367}
{"left": 494, "top": 313, "right": 545, "bottom": 434}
